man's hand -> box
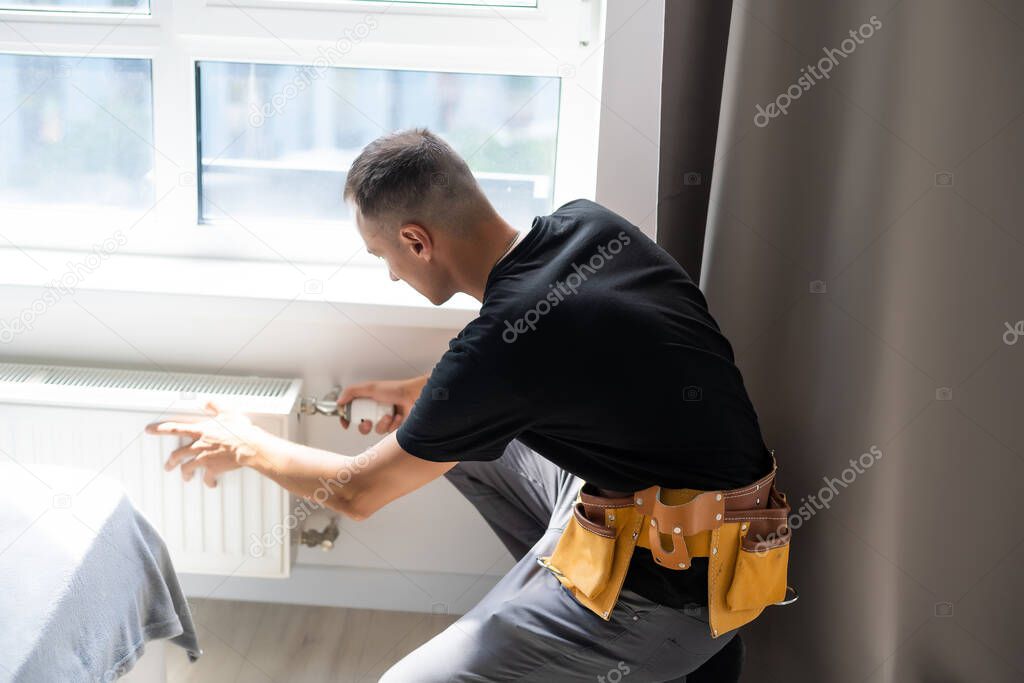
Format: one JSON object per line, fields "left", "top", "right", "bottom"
{"left": 145, "top": 402, "right": 270, "bottom": 488}
{"left": 337, "top": 375, "right": 428, "bottom": 435}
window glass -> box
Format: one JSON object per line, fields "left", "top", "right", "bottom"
{"left": 0, "top": 54, "right": 154, "bottom": 211}
{"left": 197, "top": 62, "right": 560, "bottom": 230}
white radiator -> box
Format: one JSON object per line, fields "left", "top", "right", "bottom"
{"left": 0, "top": 362, "right": 303, "bottom": 579}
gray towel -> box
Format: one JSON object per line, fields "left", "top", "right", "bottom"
{"left": 0, "top": 463, "right": 201, "bottom": 682}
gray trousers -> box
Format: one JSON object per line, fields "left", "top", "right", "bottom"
{"left": 381, "top": 441, "right": 738, "bottom": 682}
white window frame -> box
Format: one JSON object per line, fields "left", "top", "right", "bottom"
{"left": 0, "top": 0, "right": 607, "bottom": 267}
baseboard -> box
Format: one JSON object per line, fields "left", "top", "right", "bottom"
{"left": 178, "top": 563, "right": 503, "bottom": 616}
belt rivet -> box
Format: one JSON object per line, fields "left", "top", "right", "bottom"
{"left": 715, "top": 493, "right": 722, "bottom": 501}
{"left": 712, "top": 628, "right": 718, "bottom": 637}
{"left": 608, "top": 513, "right": 616, "bottom": 522}
{"left": 715, "top": 513, "right": 722, "bottom": 521}
{"left": 756, "top": 498, "right": 761, "bottom": 505}
{"left": 712, "top": 547, "right": 718, "bottom": 555}
{"left": 635, "top": 497, "right": 643, "bottom": 505}
{"left": 741, "top": 523, "right": 748, "bottom": 531}
{"left": 603, "top": 611, "right": 609, "bottom": 618}
{"left": 673, "top": 526, "right": 681, "bottom": 534}
{"left": 678, "top": 563, "right": 687, "bottom": 568}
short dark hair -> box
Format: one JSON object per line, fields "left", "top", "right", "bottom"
{"left": 343, "top": 128, "right": 488, "bottom": 229}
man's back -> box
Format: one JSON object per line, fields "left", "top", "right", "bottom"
{"left": 399, "top": 198, "right": 774, "bottom": 492}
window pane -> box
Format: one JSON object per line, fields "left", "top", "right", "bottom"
{"left": 198, "top": 62, "right": 560, "bottom": 230}
{"left": 0, "top": 0, "right": 148, "bottom": 13}
{"left": 0, "top": 54, "right": 154, "bottom": 210}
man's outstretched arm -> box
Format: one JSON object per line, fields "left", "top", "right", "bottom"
{"left": 147, "top": 404, "right": 453, "bottom": 520}
{"left": 249, "top": 430, "right": 454, "bottom": 520}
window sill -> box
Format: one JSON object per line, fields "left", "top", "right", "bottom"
{"left": 0, "top": 248, "right": 479, "bottom": 329}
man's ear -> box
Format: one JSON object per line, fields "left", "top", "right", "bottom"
{"left": 398, "top": 223, "right": 434, "bottom": 261}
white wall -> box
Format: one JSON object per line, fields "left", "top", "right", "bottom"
{"left": 595, "top": 0, "right": 665, "bottom": 239}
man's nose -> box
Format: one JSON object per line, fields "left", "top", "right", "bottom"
{"left": 389, "top": 270, "right": 400, "bottom": 282}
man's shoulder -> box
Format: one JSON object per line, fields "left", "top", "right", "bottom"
{"left": 551, "top": 198, "right": 628, "bottom": 225}
{"left": 539, "top": 199, "right": 649, "bottom": 254}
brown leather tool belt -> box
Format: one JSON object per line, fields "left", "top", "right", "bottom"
{"left": 539, "top": 453, "right": 795, "bottom": 638}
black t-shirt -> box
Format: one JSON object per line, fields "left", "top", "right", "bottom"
{"left": 396, "top": 198, "right": 773, "bottom": 607}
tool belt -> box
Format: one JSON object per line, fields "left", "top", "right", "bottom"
{"left": 538, "top": 453, "right": 795, "bottom": 638}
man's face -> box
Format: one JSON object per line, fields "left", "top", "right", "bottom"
{"left": 355, "top": 207, "right": 453, "bottom": 305}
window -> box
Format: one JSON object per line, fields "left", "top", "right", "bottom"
{"left": 0, "top": 0, "right": 604, "bottom": 265}
{"left": 198, "top": 63, "right": 559, "bottom": 231}
{"left": 0, "top": 54, "right": 154, "bottom": 211}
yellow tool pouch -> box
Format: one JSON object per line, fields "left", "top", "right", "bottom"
{"left": 539, "top": 499, "right": 646, "bottom": 620}
{"left": 539, "top": 455, "right": 795, "bottom": 638}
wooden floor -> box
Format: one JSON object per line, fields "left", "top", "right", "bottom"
{"left": 167, "top": 598, "right": 459, "bottom": 683}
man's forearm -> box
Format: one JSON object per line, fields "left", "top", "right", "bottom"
{"left": 241, "top": 429, "right": 454, "bottom": 521}
{"left": 243, "top": 430, "right": 375, "bottom": 519}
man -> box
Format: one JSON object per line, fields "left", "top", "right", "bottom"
{"left": 148, "top": 129, "right": 776, "bottom": 681}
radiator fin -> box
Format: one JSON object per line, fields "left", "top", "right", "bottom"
{"left": 0, "top": 363, "right": 42, "bottom": 384}
{"left": 12, "top": 365, "right": 295, "bottom": 397}
{"left": 1, "top": 362, "right": 300, "bottom": 418}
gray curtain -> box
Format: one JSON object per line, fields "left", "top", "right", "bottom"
{"left": 663, "top": 0, "right": 1024, "bottom": 681}
{"left": 657, "top": 0, "right": 733, "bottom": 282}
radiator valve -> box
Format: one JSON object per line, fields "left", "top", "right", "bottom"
{"left": 298, "top": 385, "right": 394, "bottom": 425}
{"left": 300, "top": 517, "right": 340, "bottom": 551}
